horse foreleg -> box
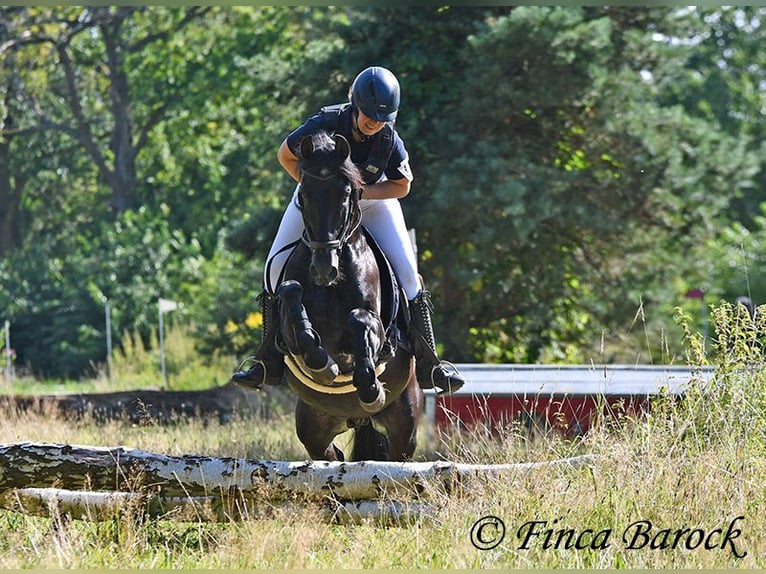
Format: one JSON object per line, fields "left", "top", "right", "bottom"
{"left": 295, "top": 399, "right": 348, "bottom": 461}
{"left": 348, "top": 308, "right": 386, "bottom": 413}
{"left": 277, "top": 280, "right": 339, "bottom": 383}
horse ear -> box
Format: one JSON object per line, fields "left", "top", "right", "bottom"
{"left": 300, "top": 136, "right": 315, "bottom": 159}
{"left": 333, "top": 134, "right": 351, "bottom": 160}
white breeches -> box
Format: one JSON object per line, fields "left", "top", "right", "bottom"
{"left": 264, "top": 184, "right": 421, "bottom": 300}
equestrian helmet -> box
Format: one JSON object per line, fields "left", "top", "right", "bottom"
{"left": 349, "top": 66, "right": 400, "bottom": 122}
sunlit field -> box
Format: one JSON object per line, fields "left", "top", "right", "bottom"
{"left": 0, "top": 302, "right": 764, "bottom": 568}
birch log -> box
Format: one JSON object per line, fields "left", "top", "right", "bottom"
{"left": 8, "top": 488, "right": 215, "bottom": 520}
{"left": 7, "top": 487, "right": 434, "bottom": 524}
{"left": 0, "top": 441, "right": 597, "bottom": 501}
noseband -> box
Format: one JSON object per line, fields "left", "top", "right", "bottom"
{"left": 299, "top": 168, "right": 362, "bottom": 254}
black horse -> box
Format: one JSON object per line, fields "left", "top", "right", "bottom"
{"left": 274, "top": 131, "right": 423, "bottom": 462}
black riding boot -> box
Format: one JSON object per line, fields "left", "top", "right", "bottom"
{"left": 230, "top": 291, "right": 284, "bottom": 389}
{"left": 408, "top": 290, "right": 465, "bottom": 395}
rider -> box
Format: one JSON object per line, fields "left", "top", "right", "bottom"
{"left": 231, "top": 66, "right": 464, "bottom": 395}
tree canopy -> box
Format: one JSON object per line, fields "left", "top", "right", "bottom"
{"left": 1, "top": 6, "right": 764, "bottom": 378}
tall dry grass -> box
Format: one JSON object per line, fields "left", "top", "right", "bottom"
{"left": 0, "top": 301, "right": 764, "bottom": 568}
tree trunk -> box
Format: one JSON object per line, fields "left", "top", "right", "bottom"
{"left": 102, "top": 15, "right": 139, "bottom": 213}
{"left": 6, "top": 487, "right": 433, "bottom": 524}
{"left": 0, "top": 113, "right": 20, "bottom": 257}
{"left": 0, "top": 441, "right": 597, "bottom": 502}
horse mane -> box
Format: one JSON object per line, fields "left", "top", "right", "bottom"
{"left": 300, "top": 131, "right": 364, "bottom": 193}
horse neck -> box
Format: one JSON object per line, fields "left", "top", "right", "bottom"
{"left": 344, "top": 214, "right": 369, "bottom": 254}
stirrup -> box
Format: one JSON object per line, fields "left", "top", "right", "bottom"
{"left": 231, "top": 356, "right": 267, "bottom": 389}
{"left": 430, "top": 360, "right": 465, "bottom": 396}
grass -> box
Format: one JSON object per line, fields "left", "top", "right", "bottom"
{"left": 4, "top": 323, "right": 238, "bottom": 395}
{"left": 0, "top": 301, "right": 764, "bottom": 568}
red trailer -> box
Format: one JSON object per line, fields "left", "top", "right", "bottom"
{"left": 425, "top": 364, "right": 714, "bottom": 437}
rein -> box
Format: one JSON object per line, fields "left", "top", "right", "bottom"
{"left": 299, "top": 168, "right": 363, "bottom": 254}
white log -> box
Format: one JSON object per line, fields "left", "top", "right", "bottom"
{"left": 6, "top": 487, "right": 434, "bottom": 524}
{"left": 7, "top": 488, "right": 215, "bottom": 520}
{"left": 0, "top": 441, "right": 597, "bottom": 501}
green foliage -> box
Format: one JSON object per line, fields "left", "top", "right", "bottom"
{"left": 399, "top": 7, "right": 758, "bottom": 363}
{"left": 109, "top": 323, "right": 233, "bottom": 391}
{"left": 664, "top": 301, "right": 766, "bottom": 473}
{"left": 2, "top": 7, "right": 766, "bottom": 377}
{"left": 702, "top": 208, "right": 766, "bottom": 305}
{"left": 0, "top": 206, "right": 235, "bottom": 378}
{"left": 0, "top": 242, "right": 105, "bottom": 379}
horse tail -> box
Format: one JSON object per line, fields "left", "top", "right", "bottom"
{"left": 351, "top": 419, "right": 389, "bottom": 461}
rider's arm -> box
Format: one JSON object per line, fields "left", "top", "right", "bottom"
{"left": 364, "top": 138, "right": 413, "bottom": 199}
{"left": 278, "top": 138, "right": 301, "bottom": 182}
{"left": 364, "top": 135, "right": 414, "bottom": 199}
{"left": 362, "top": 177, "right": 410, "bottom": 200}
{"left": 278, "top": 137, "right": 410, "bottom": 199}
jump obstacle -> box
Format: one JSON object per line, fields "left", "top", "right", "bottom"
{"left": 1, "top": 364, "right": 705, "bottom": 523}
{"left": 0, "top": 442, "right": 597, "bottom": 524}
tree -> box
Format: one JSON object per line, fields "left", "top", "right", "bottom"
{"left": 2, "top": 6, "right": 763, "bottom": 377}
{"left": 1, "top": 7, "right": 212, "bottom": 214}
{"left": 0, "top": 7, "right": 353, "bottom": 377}
{"left": 318, "top": 7, "right": 758, "bottom": 363}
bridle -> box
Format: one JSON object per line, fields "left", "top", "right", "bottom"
{"left": 298, "top": 168, "right": 362, "bottom": 254}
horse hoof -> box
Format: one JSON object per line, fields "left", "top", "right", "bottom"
{"left": 309, "top": 359, "right": 340, "bottom": 385}
{"left": 358, "top": 383, "right": 386, "bottom": 413}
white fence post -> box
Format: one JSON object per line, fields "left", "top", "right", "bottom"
{"left": 158, "top": 298, "right": 179, "bottom": 389}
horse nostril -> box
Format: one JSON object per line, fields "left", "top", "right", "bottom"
{"left": 310, "top": 255, "right": 338, "bottom": 286}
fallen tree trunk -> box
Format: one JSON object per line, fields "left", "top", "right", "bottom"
{"left": 0, "top": 442, "right": 597, "bottom": 501}
{"left": 7, "top": 487, "right": 433, "bottom": 524}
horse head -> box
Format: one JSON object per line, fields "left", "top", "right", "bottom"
{"left": 297, "top": 131, "right": 364, "bottom": 286}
